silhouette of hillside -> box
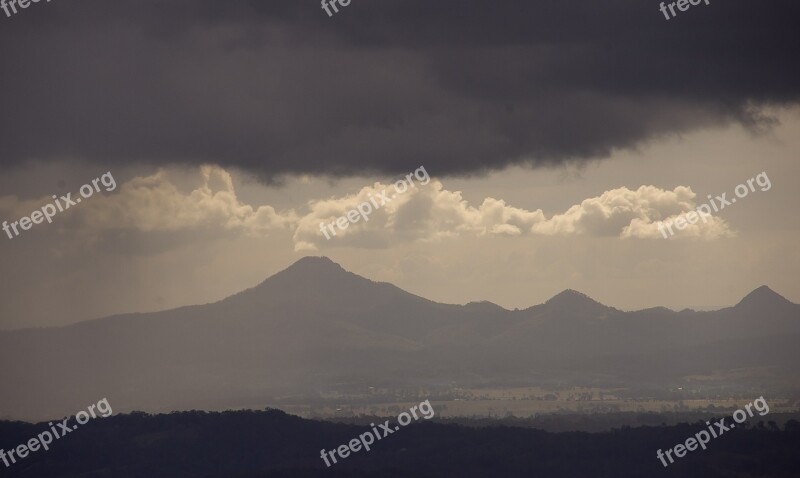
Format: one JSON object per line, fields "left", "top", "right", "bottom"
{"left": 0, "top": 410, "right": 798, "bottom": 477}
{"left": 0, "top": 257, "right": 798, "bottom": 420}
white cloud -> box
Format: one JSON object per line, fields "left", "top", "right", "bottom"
{"left": 0, "top": 167, "right": 734, "bottom": 251}
{"left": 0, "top": 166, "right": 298, "bottom": 239}
{"left": 292, "top": 180, "right": 550, "bottom": 251}
{"left": 293, "top": 182, "right": 734, "bottom": 250}
{"left": 534, "top": 185, "right": 733, "bottom": 240}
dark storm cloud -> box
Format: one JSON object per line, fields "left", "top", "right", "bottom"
{"left": 0, "top": 0, "right": 798, "bottom": 180}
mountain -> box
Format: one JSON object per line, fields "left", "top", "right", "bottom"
{"left": 0, "top": 257, "right": 798, "bottom": 421}
{"left": 539, "top": 289, "right": 619, "bottom": 317}
{"left": 736, "top": 285, "right": 792, "bottom": 307}
{"left": 733, "top": 285, "right": 797, "bottom": 318}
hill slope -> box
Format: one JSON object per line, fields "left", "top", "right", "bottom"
{"left": 0, "top": 257, "right": 798, "bottom": 420}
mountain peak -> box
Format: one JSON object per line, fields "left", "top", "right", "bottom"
{"left": 289, "top": 255, "right": 342, "bottom": 270}
{"left": 463, "top": 300, "right": 508, "bottom": 314}
{"left": 735, "top": 286, "right": 793, "bottom": 309}
{"left": 223, "top": 256, "right": 398, "bottom": 310}
{"left": 263, "top": 256, "right": 351, "bottom": 285}
{"left": 542, "top": 289, "right": 616, "bottom": 316}
{"left": 231, "top": 256, "right": 355, "bottom": 299}
{"left": 547, "top": 289, "right": 599, "bottom": 305}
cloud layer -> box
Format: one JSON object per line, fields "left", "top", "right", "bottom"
{"left": 294, "top": 180, "right": 734, "bottom": 250}
{"left": 1, "top": 167, "right": 734, "bottom": 250}
{"left": 0, "top": 0, "right": 798, "bottom": 179}
{"left": 0, "top": 167, "right": 297, "bottom": 243}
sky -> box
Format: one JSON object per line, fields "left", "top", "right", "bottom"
{"left": 0, "top": 0, "right": 798, "bottom": 329}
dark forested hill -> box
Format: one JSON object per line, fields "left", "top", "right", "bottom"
{"left": 0, "top": 410, "right": 798, "bottom": 478}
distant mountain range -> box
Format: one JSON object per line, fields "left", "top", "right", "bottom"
{"left": 1, "top": 256, "right": 798, "bottom": 420}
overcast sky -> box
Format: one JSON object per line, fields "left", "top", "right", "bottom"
{"left": 0, "top": 0, "right": 798, "bottom": 329}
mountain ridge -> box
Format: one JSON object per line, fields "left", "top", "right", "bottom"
{"left": 226, "top": 257, "right": 794, "bottom": 319}
{"left": 0, "top": 256, "right": 798, "bottom": 420}
{"left": 1, "top": 257, "right": 794, "bottom": 334}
